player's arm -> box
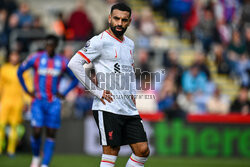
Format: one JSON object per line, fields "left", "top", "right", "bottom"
{"left": 69, "top": 36, "right": 113, "bottom": 104}
{"left": 68, "top": 54, "right": 113, "bottom": 105}
{"left": 130, "top": 67, "right": 136, "bottom": 105}
{"left": 61, "top": 66, "right": 79, "bottom": 97}
{"left": 17, "top": 55, "right": 36, "bottom": 97}
{"left": 130, "top": 47, "right": 137, "bottom": 105}
{"left": 22, "top": 70, "right": 33, "bottom": 103}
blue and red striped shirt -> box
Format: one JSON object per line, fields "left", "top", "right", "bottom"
{"left": 18, "top": 51, "right": 78, "bottom": 101}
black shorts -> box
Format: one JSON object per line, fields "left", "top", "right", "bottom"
{"left": 93, "top": 110, "right": 148, "bottom": 147}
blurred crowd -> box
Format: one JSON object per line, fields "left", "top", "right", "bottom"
{"left": 0, "top": 0, "right": 250, "bottom": 122}
{"left": 142, "top": 0, "right": 250, "bottom": 120}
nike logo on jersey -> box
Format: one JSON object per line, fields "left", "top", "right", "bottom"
{"left": 115, "top": 49, "right": 118, "bottom": 58}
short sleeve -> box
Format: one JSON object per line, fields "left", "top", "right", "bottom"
{"left": 76, "top": 36, "right": 102, "bottom": 64}
{"left": 20, "top": 53, "right": 39, "bottom": 70}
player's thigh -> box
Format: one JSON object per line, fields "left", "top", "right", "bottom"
{"left": 9, "top": 102, "right": 23, "bottom": 126}
{"left": 122, "top": 115, "right": 147, "bottom": 145}
{"left": 0, "top": 102, "right": 11, "bottom": 125}
{"left": 30, "top": 99, "right": 44, "bottom": 127}
{"left": 45, "top": 99, "right": 61, "bottom": 129}
{"left": 93, "top": 110, "right": 123, "bottom": 147}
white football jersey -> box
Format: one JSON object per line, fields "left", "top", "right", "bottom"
{"left": 77, "top": 30, "right": 138, "bottom": 116}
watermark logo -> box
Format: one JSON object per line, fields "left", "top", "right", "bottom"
{"left": 86, "top": 68, "right": 166, "bottom": 91}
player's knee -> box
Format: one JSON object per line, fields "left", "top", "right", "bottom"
{"left": 46, "top": 128, "right": 57, "bottom": 139}
{"left": 138, "top": 144, "right": 150, "bottom": 157}
{"left": 32, "top": 127, "right": 42, "bottom": 139}
{"left": 46, "top": 133, "right": 56, "bottom": 139}
{"left": 103, "top": 146, "right": 120, "bottom": 155}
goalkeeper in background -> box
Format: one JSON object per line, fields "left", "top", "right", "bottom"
{"left": 0, "top": 51, "right": 32, "bottom": 156}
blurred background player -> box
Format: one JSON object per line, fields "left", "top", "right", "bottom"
{"left": 0, "top": 51, "right": 32, "bottom": 157}
{"left": 17, "top": 35, "right": 78, "bottom": 167}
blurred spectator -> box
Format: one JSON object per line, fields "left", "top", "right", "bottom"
{"left": 245, "top": 26, "right": 250, "bottom": 56}
{"left": 2, "top": 13, "right": 19, "bottom": 50}
{"left": 136, "top": 49, "right": 150, "bottom": 75}
{"left": 181, "top": 63, "right": 210, "bottom": 113}
{"left": 181, "top": 63, "right": 207, "bottom": 93}
{"left": 239, "top": 0, "right": 250, "bottom": 30}
{"left": 230, "top": 86, "right": 250, "bottom": 115}
{"left": 195, "top": 5, "right": 216, "bottom": 54}
{"left": 163, "top": 50, "right": 180, "bottom": 68}
{"left": 52, "top": 12, "right": 66, "bottom": 39}
{"left": 15, "top": 2, "right": 33, "bottom": 29}
{"left": 8, "top": 13, "right": 18, "bottom": 31}
{"left": 183, "top": 0, "right": 199, "bottom": 42}
{"left": 213, "top": 0, "right": 239, "bottom": 45}
{"left": 193, "top": 51, "right": 210, "bottom": 79}
{"left": 168, "top": 0, "right": 193, "bottom": 38}
{"left": 32, "top": 15, "right": 44, "bottom": 31}
{"left": 62, "top": 44, "right": 74, "bottom": 60}
{"left": 136, "top": 7, "right": 159, "bottom": 50}
{"left": 139, "top": 7, "right": 158, "bottom": 37}
{"left": 136, "top": 72, "right": 158, "bottom": 114}
{"left": 213, "top": 44, "right": 231, "bottom": 74}
{"left": 235, "top": 54, "right": 250, "bottom": 87}
{"left": 0, "top": 9, "right": 8, "bottom": 48}
{"left": 67, "top": 1, "right": 94, "bottom": 41}
{"left": 162, "top": 50, "right": 183, "bottom": 88}
{"left": 216, "top": 18, "right": 231, "bottom": 44}
{"left": 177, "top": 93, "right": 199, "bottom": 114}
{"left": 206, "top": 87, "right": 230, "bottom": 115}
{"left": 158, "top": 68, "right": 186, "bottom": 120}
{"left": 149, "top": 0, "right": 165, "bottom": 11}
{"left": 0, "top": 0, "right": 17, "bottom": 15}
{"left": 228, "top": 30, "right": 246, "bottom": 56}
{"left": 214, "top": 0, "right": 240, "bottom": 25}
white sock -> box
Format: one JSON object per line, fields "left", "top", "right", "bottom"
{"left": 30, "top": 156, "right": 40, "bottom": 167}
{"left": 100, "top": 154, "right": 117, "bottom": 167}
{"left": 126, "top": 153, "right": 148, "bottom": 167}
{"left": 41, "top": 165, "right": 48, "bottom": 167}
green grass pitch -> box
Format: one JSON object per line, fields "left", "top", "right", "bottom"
{"left": 0, "top": 154, "right": 249, "bottom": 167}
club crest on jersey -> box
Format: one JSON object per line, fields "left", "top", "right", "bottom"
{"left": 82, "top": 40, "right": 90, "bottom": 52}
{"left": 108, "top": 131, "right": 113, "bottom": 140}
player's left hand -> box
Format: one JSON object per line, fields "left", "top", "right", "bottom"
{"left": 100, "top": 90, "right": 113, "bottom": 105}
{"left": 56, "top": 93, "right": 65, "bottom": 99}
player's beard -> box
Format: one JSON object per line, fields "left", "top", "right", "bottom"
{"left": 110, "top": 23, "right": 127, "bottom": 38}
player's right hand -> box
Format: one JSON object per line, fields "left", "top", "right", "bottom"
{"left": 100, "top": 90, "right": 113, "bottom": 105}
